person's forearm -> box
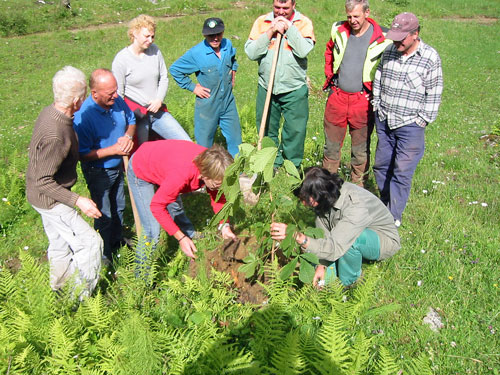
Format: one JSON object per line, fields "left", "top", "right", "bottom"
{"left": 80, "top": 147, "right": 117, "bottom": 161}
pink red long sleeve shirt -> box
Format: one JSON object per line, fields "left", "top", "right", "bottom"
{"left": 131, "top": 140, "right": 226, "bottom": 235}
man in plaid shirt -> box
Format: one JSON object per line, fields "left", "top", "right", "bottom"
{"left": 372, "top": 12, "right": 443, "bottom": 227}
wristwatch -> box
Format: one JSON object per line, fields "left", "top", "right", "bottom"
{"left": 300, "top": 236, "right": 308, "bottom": 248}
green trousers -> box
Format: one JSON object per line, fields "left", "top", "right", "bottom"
{"left": 325, "top": 228, "right": 380, "bottom": 286}
{"left": 256, "top": 84, "right": 309, "bottom": 168}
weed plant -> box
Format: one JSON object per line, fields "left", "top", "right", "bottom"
{"left": 0, "top": 0, "right": 498, "bottom": 373}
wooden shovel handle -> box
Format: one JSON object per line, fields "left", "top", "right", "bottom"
{"left": 123, "top": 155, "right": 142, "bottom": 237}
{"left": 257, "top": 32, "right": 282, "bottom": 150}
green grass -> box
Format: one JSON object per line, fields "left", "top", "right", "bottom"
{"left": 0, "top": 0, "right": 499, "bottom": 373}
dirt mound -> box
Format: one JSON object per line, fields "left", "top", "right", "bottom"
{"left": 190, "top": 236, "right": 267, "bottom": 305}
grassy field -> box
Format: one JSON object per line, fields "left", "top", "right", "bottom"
{"left": 0, "top": 0, "right": 499, "bottom": 373}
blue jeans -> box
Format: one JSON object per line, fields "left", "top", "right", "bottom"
{"left": 325, "top": 228, "right": 380, "bottom": 286}
{"left": 194, "top": 94, "right": 241, "bottom": 157}
{"left": 127, "top": 156, "right": 195, "bottom": 264}
{"left": 373, "top": 113, "right": 425, "bottom": 222}
{"left": 82, "top": 165, "right": 125, "bottom": 259}
{"left": 136, "top": 110, "right": 190, "bottom": 146}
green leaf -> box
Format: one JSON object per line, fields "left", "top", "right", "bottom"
{"left": 300, "top": 252, "right": 319, "bottom": 264}
{"left": 250, "top": 147, "right": 277, "bottom": 172}
{"left": 299, "top": 260, "right": 316, "bottom": 284}
{"left": 239, "top": 261, "right": 257, "bottom": 278}
{"left": 261, "top": 136, "right": 276, "bottom": 149}
{"left": 303, "top": 227, "right": 325, "bottom": 239}
{"left": 189, "top": 311, "right": 210, "bottom": 325}
{"left": 279, "top": 195, "right": 294, "bottom": 209}
{"left": 283, "top": 160, "right": 300, "bottom": 179}
{"left": 280, "top": 257, "right": 298, "bottom": 280}
{"left": 209, "top": 202, "right": 232, "bottom": 226}
{"left": 238, "top": 143, "right": 255, "bottom": 156}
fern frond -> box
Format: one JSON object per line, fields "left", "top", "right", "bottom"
{"left": 78, "top": 291, "right": 117, "bottom": 333}
{"left": 315, "top": 312, "right": 351, "bottom": 372}
{"left": 9, "top": 308, "right": 32, "bottom": 340}
{"left": 185, "top": 340, "right": 257, "bottom": 375}
{"left": 95, "top": 332, "right": 123, "bottom": 374}
{"left": 349, "top": 266, "right": 377, "bottom": 322}
{"left": 298, "top": 329, "right": 321, "bottom": 372}
{"left": 46, "top": 317, "right": 78, "bottom": 373}
{"left": 12, "top": 343, "right": 43, "bottom": 375}
{"left": 250, "top": 304, "right": 291, "bottom": 363}
{"left": 404, "top": 352, "right": 433, "bottom": 375}
{"left": 346, "top": 331, "right": 373, "bottom": 375}
{"left": 0, "top": 267, "right": 16, "bottom": 302}
{"left": 269, "top": 330, "right": 304, "bottom": 375}
{"left": 260, "top": 258, "right": 295, "bottom": 304}
{"left": 375, "top": 346, "right": 400, "bottom": 375}
{"left": 114, "top": 312, "right": 162, "bottom": 375}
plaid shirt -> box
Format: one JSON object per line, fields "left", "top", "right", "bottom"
{"left": 372, "top": 40, "right": 443, "bottom": 129}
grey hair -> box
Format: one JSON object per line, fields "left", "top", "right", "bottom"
{"left": 52, "top": 66, "right": 87, "bottom": 108}
{"left": 345, "top": 0, "right": 369, "bottom": 12}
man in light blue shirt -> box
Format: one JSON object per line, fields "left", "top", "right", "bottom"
{"left": 170, "top": 17, "right": 241, "bottom": 157}
{"left": 74, "top": 69, "right": 136, "bottom": 260}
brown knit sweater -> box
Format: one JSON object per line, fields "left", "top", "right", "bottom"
{"left": 26, "top": 105, "right": 80, "bottom": 209}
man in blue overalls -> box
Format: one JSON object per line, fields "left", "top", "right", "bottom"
{"left": 170, "top": 17, "right": 242, "bottom": 157}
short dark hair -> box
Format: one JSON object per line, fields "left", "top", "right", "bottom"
{"left": 294, "top": 167, "right": 344, "bottom": 215}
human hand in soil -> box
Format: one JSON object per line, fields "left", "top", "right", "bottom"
{"left": 179, "top": 236, "right": 197, "bottom": 259}
{"left": 270, "top": 222, "right": 287, "bottom": 240}
{"left": 313, "top": 265, "right": 326, "bottom": 288}
{"left": 221, "top": 224, "right": 236, "bottom": 240}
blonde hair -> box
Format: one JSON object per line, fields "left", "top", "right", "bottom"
{"left": 128, "top": 14, "right": 156, "bottom": 43}
{"left": 193, "top": 144, "right": 233, "bottom": 181}
{"left": 52, "top": 66, "right": 87, "bottom": 108}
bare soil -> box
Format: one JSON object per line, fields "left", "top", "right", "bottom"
{"left": 189, "top": 235, "right": 267, "bottom": 305}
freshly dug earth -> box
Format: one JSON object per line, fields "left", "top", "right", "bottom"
{"left": 189, "top": 236, "right": 267, "bottom": 305}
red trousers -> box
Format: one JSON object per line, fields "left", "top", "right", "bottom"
{"left": 323, "top": 87, "right": 373, "bottom": 185}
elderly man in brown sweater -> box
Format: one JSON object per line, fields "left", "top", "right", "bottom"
{"left": 26, "top": 66, "right": 103, "bottom": 299}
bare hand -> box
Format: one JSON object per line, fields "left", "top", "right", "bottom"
{"left": 116, "top": 136, "right": 134, "bottom": 154}
{"left": 221, "top": 225, "right": 237, "bottom": 240}
{"left": 179, "top": 236, "right": 197, "bottom": 259}
{"left": 76, "top": 196, "right": 101, "bottom": 219}
{"left": 147, "top": 99, "right": 162, "bottom": 113}
{"left": 270, "top": 222, "right": 287, "bottom": 241}
{"left": 273, "top": 16, "right": 291, "bottom": 33}
{"left": 193, "top": 84, "right": 211, "bottom": 99}
{"left": 312, "top": 265, "right": 326, "bottom": 288}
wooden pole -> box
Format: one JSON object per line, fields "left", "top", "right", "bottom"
{"left": 257, "top": 32, "right": 282, "bottom": 150}
{"left": 123, "top": 155, "right": 141, "bottom": 237}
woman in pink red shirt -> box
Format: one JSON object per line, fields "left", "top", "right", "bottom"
{"left": 128, "top": 140, "right": 236, "bottom": 265}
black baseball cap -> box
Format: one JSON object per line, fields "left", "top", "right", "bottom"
{"left": 202, "top": 17, "right": 225, "bottom": 35}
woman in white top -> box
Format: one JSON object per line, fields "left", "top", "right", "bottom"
{"left": 112, "top": 14, "right": 190, "bottom": 145}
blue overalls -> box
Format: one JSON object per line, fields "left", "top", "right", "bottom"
{"left": 170, "top": 38, "right": 242, "bottom": 157}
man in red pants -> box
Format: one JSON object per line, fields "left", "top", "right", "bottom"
{"left": 322, "top": 0, "right": 391, "bottom": 186}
